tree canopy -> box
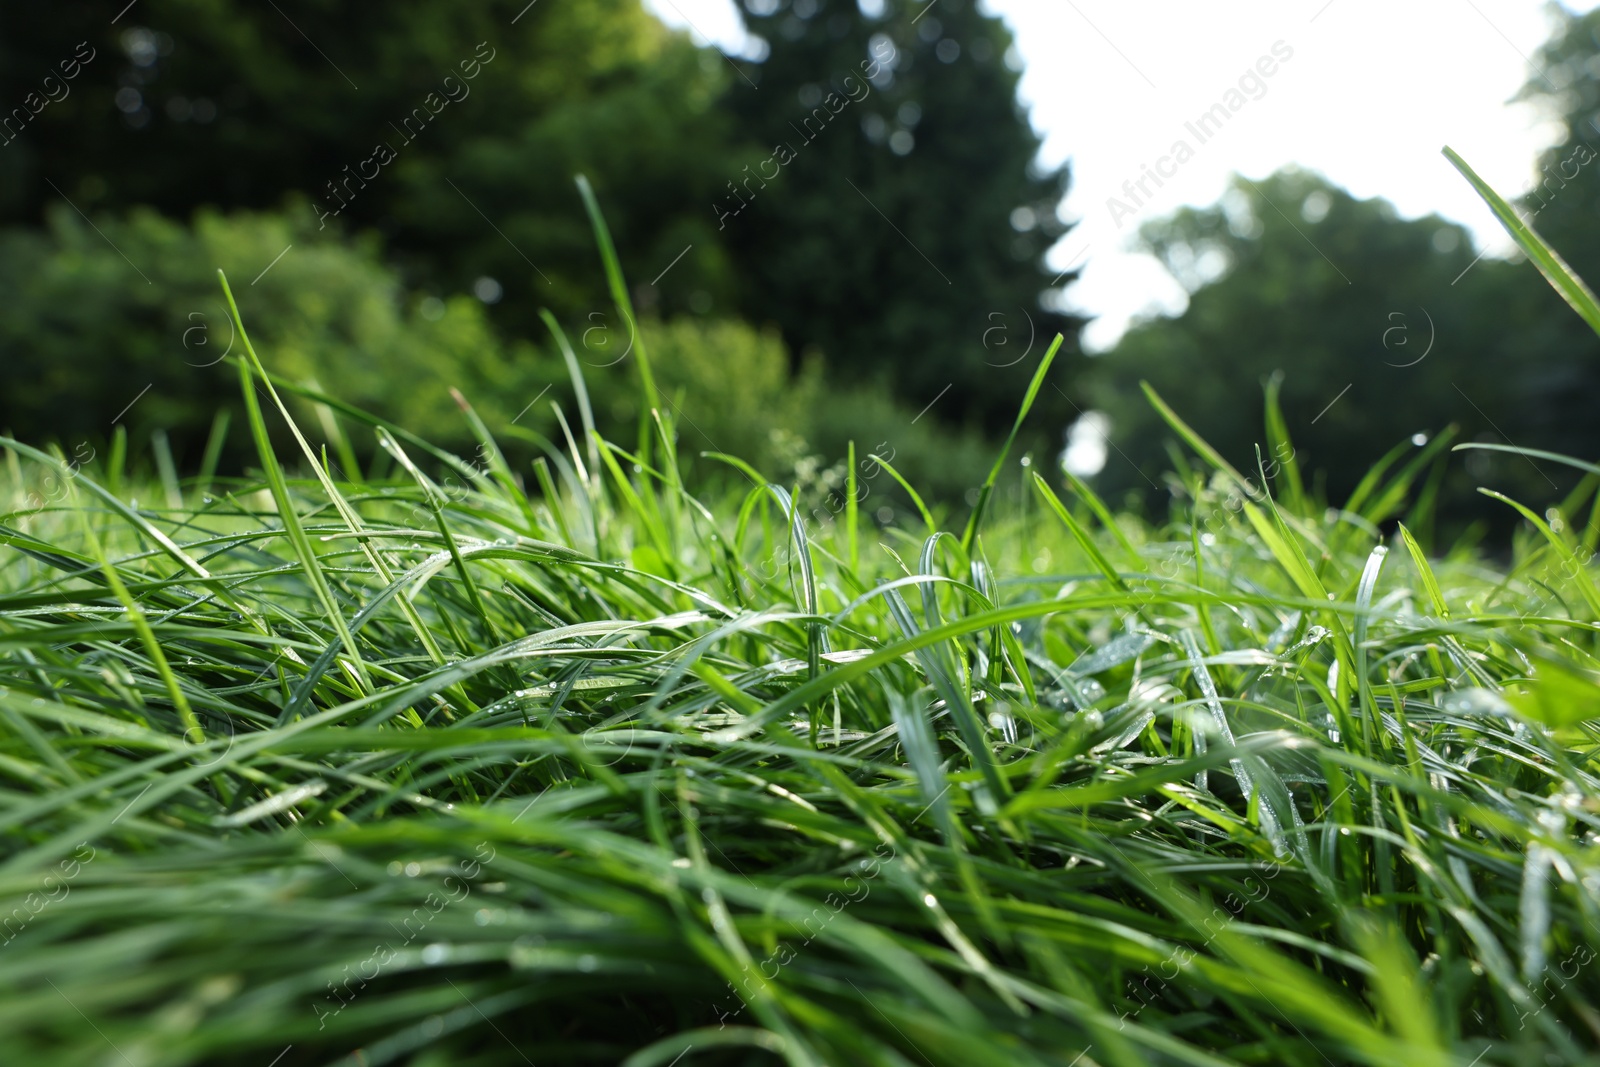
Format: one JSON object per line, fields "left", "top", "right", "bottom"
{"left": 721, "top": 0, "right": 1080, "bottom": 431}
{"left": 0, "top": 0, "right": 743, "bottom": 338}
{"left": 1088, "top": 168, "right": 1580, "bottom": 535}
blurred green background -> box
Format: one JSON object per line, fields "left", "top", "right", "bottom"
{"left": 5, "top": 0, "right": 1600, "bottom": 541}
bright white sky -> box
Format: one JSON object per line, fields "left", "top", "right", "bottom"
{"left": 646, "top": 0, "right": 1600, "bottom": 350}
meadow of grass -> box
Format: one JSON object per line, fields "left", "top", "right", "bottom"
{"left": 1, "top": 162, "right": 1598, "bottom": 1066}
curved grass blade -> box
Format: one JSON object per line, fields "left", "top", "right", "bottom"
{"left": 961, "top": 333, "right": 1063, "bottom": 553}
{"left": 1443, "top": 145, "right": 1600, "bottom": 338}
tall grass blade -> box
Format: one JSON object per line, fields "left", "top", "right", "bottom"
{"left": 961, "top": 333, "right": 1063, "bottom": 553}
{"left": 1444, "top": 145, "right": 1600, "bottom": 338}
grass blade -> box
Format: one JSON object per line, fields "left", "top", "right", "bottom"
{"left": 1444, "top": 144, "right": 1600, "bottom": 337}
{"left": 961, "top": 333, "right": 1063, "bottom": 553}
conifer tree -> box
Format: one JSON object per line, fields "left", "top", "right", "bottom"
{"left": 722, "top": 0, "right": 1082, "bottom": 431}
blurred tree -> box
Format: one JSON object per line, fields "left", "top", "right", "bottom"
{"left": 0, "top": 204, "right": 546, "bottom": 463}
{"left": 1518, "top": 5, "right": 1600, "bottom": 279}
{"left": 0, "top": 0, "right": 745, "bottom": 338}
{"left": 1087, "top": 169, "right": 1578, "bottom": 533}
{"left": 724, "top": 0, "right": 1081, "bottom": 432}
{"left": 1511, "top": 4, "right": 1600, "bottom": 465}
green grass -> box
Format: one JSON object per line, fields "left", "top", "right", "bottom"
{"left": 2, "top": 170, "right": 1600, "bottom": 1066}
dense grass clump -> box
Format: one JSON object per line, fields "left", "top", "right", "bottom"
{"left": 2, "top": 168, "right": 1600, "bottom": 1066}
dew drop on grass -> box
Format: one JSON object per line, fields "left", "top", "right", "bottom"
{"left": 421, "top": 943, "right": 447, "bottom": 965}
{"left": 577, "top": 954, "right": 598, "bottom": 972}
{"left": 404, "top": 862, "right": 421, "bottom": 877}
{"left": 922, "top": 894, "right": 937, "bottom": 907}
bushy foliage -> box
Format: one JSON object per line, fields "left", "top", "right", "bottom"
{"left": 1088, "top": 169, "right": 1580, "bottom": 536}
{"left": 0, "top": 205, "right": 536, "bottom": 463}
{"left": 0, "top": 204, "right": 1001, "bottom": 508}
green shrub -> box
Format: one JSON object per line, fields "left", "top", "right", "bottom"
{"left": 0, "top": 203, "right": 541, "bottom": 466}
{"left": 0, "top": 205, "right": 1009, "bottom": 505}
{"left": 579, "top": 317, "right": 818, "bottom": 477}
